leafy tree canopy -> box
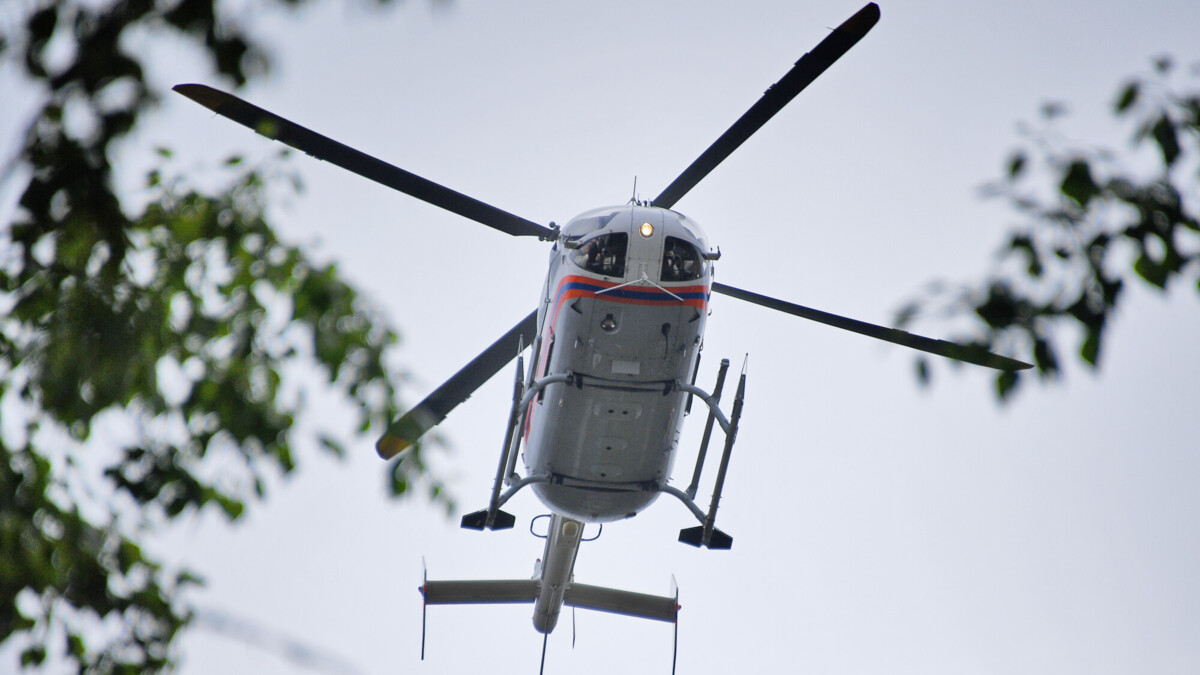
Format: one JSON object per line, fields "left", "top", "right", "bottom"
{"left": 0, "top": 0, "right": 444, "bottom": 670}
{"left": 901, "top": 57, "right": 1200, "bottom": 400}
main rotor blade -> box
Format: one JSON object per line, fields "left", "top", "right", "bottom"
{"left": 173, "top": 84, "right": 555, "bottom": 240}
{"left": 377, "top": 309, "right": 539, "bottom": 459}
{"left": 711, "top": 282, "right": 1032, "bottom": 371}
{"left": 652, "top": 3, "right": 880, "bottom": 210}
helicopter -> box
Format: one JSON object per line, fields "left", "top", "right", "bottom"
{"left": 175, "top": 2, "right": 1030, "bottom": 670}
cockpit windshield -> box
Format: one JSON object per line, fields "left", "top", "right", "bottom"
{"left": 661, "top": 236, "right": 704, "bottom": 281}
{"left": 572, "top": 232, "right": 628, "bottom": 277}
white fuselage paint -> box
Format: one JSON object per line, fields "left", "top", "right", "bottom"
{"left": 522, "top": 205, "right": 713, "bottom": 523}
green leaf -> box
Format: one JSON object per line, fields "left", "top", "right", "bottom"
{"left": 996, "top": 371, "right": 1019, "bottom": 400}
{"left": 1008, "top": 234, "right": 1042, "bottom": 277}
{"left": 1133, "top": 254, "right": 1168, "bottom": 288}
{"left": 27, "top": 7, "right": 57, "bottom": 43}
{"left": 117, "top": 540, "right": 144, "bottom": 574}
{"left": 66, "top": 632, "right": 86, "bottom": 659}
{"left": 893, "top": 301, "right": 919, "bottom": 328}
{"left": 12, "top": 610, "right": 37, "bottom": 633}
{"left": 1150, "top": 114, "right": 1181, "bottom": 167}
{"left": 1040, "top": 101, "right": 1068, "bottom": 120}
{"left": 1059, "top": 160, "right": 1100, "bottom": 207}
{"left": 215, "top": 495, "right": 245, "bottom": 521}
{"left": 389, "top": 459, "right": 410, "bottom": 496}
{"left": 176, "top": 569, "right": 205, "bottom": 587}
{"left": 1033, "top": 337, "right": 1058, "bottom": 375}
{"left": 318, "top": 434, "right": 347, "bottom": 459}
{"left": 975, "top": 283, "right": 1021, "bottom": 329}
{"left": 1007, "top": 152, "right": 1026, "bottom": 179}
{"left": 1114, "top": 81, "right": 1139, "bottom": 113}
{"left": 1080, "top": 330, "right": 1101, "bottom": 367}
{"left": 20, "top": 646, "right": 47, "bottom": 667}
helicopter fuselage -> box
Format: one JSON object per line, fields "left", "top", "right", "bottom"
{"left": 523, "top": 205, "right": 713, "bottom": 522}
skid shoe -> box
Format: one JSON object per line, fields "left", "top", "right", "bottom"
{"left": 460, "top": 509, "right": 516, "bottom": 531}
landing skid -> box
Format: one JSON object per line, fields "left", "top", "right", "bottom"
{"left": 462, "top": 353, "right": 748, "bottom": 551}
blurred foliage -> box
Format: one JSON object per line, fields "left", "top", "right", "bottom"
{"left": 900, "top": 57, "right": 1200, "bottom": 400}
{"left": 0, "top": 0, "right": 454, "bottom": 670}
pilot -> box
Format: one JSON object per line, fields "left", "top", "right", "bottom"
{"left": 663, "top": 250, "right": 683, "bottom": 280}
{"left": 592, "top": 244, "right": 618, "bottom": 275}
{"left": 574, "top": 234, "right": 627, "bottom": 277}
{"left": 586, "top": 242, "right": 604, "bottom": 270}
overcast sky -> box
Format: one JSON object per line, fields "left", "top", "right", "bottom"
{"left": 5, "top": 1, "right": 1200, "bottom": 673}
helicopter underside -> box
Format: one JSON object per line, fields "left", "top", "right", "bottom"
{"left": 523, "top": 290, "right": 704, "bottom": 522}
{"left": 528, "top": 381, "right": 684, "bottom": 522}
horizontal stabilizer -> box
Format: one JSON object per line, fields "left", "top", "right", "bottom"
{"left": 422, "top": 579, "right": 539, "bottom": 605}
{"left": 564, "top": 582, "right": 679, "bottom": 623}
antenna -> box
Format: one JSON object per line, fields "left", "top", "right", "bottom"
{"left": 629, "top": 176, "right": 640, "bottom": 205}
{"left": 539, "top": 632, "right": 549, "bottom": 675}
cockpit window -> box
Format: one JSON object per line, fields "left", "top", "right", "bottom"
{"left": 572, "top": 232, "right": 628, "bottom": 277}
{"left": 661, "top": 236, "right": 704, "bottom": 281}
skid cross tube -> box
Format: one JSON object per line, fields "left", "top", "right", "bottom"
{"left": 494, "top": 474, "right": 552, "bottom": 509}
{"left": 658, "top": 484, "right": 708, "bottom": 523}
{"left": 674, "top": 382, "right": 732, "bottom": 435}
{"left": 506, "top": 371, "right": 574, "bottom": 484}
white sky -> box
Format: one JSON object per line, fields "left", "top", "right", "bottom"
{"left": 4, "top": 1, "right": 1200, "bottom": 673}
